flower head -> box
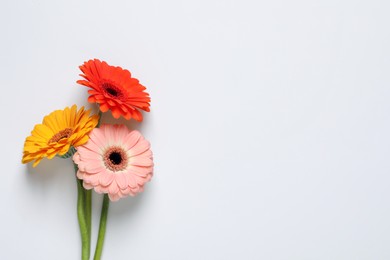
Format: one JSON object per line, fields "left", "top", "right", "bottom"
{"left": 77, "top": 59, "right": 151, "bottom": 121}
{"left": 73, "top": 124, "right": 153, "bottom": 201}
{"left": 22, "top": 105, "right": 99, "bottom": 167}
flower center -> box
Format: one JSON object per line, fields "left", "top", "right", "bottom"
{"left": 49, "top": 128, "right": 73, "bottom": 143}
{"left": 103, "top": 146, "right": 128, "bottom": 172}
{"left": 102, "top": 82, "right": 122, "bottom": 98}
{"left": 109, "top": 152, "right": 122, "bottom": 165}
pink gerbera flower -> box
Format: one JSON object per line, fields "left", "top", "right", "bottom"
{"left": 73, "top": 124, "right": 153, "bottom": 201}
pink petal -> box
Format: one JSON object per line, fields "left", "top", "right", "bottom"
{"left": 99, "top": 171, "right": 115, "bottom": 186}
{"left": 89, "top": 128, "right": 108, "bottom": 149}
{"left": 108, "top": 182, "right": 119, "bottom": 194}
{"left": 101, "top": 124, "right": 115, "bottom": 145}
{"left": 83, "top": 182, "right": 93, "bottom": 190}
{"left": 115, "top": 173, "right": 128, "bottom": 190}
{"left": 76, "top": 170, "right": 85, "bottom": 179}
{"left": 144, "top": 173, "right": 153, "bottom": 182}
{"left": 128, "top": 165, "right": 151, "bottom": 177}
{"left": 134, "top": 174, "right": 149, "bottom": 186}
{"left": 73, "top": 152, "right": 81, "bottom": 164}
{"left": 77, "top": 140, "right": 100, "bottom": 154}
{"left": 95, "top": 185, "right": 108, "bottom": 194}
{"left": 83, "top": 161, "right": 104, "bottom": 173}
{"left": 117, "top": 191, "right": 126, "bottom": 199}
{"left": 120, "top": 186, "right": 131, "bottom": 195}
{"left": 84, "top": 139, "right": 103, "bottom": 153}
{"left": 77, "top": 148, "right": 101, "bottom": 162}
{"left": 83, "top": 172, "right": 102, "bottom": 186}
{"left": 130, "top": 156, "right": 153, "bottom": 167}
{"left": 129, "top": 185, "right": 140, "bottom": 194}
{"left": 127, "top": 174, "right": 137, "bottom": 188}
{"left": 138, "top": 149, "right": 153, "bottom": 159}
{"left": 123, "top": 130, "right": 141, "bottom": 150}
{"left": 108, "top": 193, "right": 120, "bottom": 201}
{"left": 128, "top": 139, "right": 150, "bottom": 157}
{"left": 113, "top": 125, "right": 130, "bottom": 144}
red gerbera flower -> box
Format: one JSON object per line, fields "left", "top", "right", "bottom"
{"left": 77, "top": 59, "right": 151, "bottom": 121}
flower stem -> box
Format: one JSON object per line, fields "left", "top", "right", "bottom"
{"left": 97, "top": 110, "right": 103, "bottom": 128}
{"left": 94, "top": 194, "right": 110, "bottom": 260}
{"left": 75, "top": 164, "right": 91, "bottom": 260}
{"left": 86, "top": 189, "right": 92, "bottom": 245}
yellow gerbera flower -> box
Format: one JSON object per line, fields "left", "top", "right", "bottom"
{"left": 22, "top": 105, "right": 99, "bottom": 167}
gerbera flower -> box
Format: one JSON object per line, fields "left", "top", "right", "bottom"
{"left": 77, "top": 59, "right": 151, "bottom": 121}
{"left": 22, "top": 105, "right": 99, "bottom": 167}
{"left": 73, "top": 124, "right": 153, "bottom": 201}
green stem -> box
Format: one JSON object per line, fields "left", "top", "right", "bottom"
{"left": 94, "top": 194, "right": 110, "bottom": 260}
{"left": 86, "top": 189, "right": 92, "bottom": 246}
{"left": 96, "top": 110, "right": 103, "bottom": 128}
{"left": 74, "top": 164, "right": 91, "bottom": 260}
{"left": 76, "top": 179, "right": 91, "bottom": 260}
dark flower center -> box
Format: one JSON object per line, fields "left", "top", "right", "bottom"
{"left": 109, "top": 152, "right": 122, "bottom": 165}
{"left": 49, "top": 128, "right": 73, "bottom": 143}
{"left": 102, "top": 82, "right": 122, "bottom": 98}
{"left": 103, "top": 146, "right": 128, "bottom": 172}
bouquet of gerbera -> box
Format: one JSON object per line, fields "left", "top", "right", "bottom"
{"left": 22, "top": 59, "right": 154, "bottom": 260}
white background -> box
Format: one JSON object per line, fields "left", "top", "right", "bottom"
{"left": 1, "top": 0, "right": 390, "bottom": 259}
